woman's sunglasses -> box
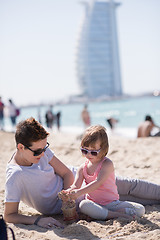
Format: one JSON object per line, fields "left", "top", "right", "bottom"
{"left": 80, "top": 147, "right": 101, "bottom": 156}
{"left": 24, "top": 142, "right": 50, "bottom": 156}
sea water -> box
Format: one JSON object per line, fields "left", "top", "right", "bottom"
{"left": 3, "top": 96, "right": 160, "bottom": 138}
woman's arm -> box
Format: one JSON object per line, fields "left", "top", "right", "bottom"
{"left": 49, "top": 155, "right": 74, "bottom": 189}
{"left": 4, "top": 202, "right": 38, "bottom": 224}
{"left": 4, "top": 202, "right": 64, "bottom": 228}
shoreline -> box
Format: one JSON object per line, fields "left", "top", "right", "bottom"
{"left": 1, "top": 125, "right": 138, "bottom": 139}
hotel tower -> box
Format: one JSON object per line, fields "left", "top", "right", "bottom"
{"left": 76, "top": 0, "right": 122, "bottom": 99}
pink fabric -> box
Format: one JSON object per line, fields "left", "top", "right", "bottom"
{"left": 83, "top": 158, "right": 119, "bottom": 205}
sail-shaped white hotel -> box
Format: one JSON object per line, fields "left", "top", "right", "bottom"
{"left": 76, "top": 0, "right": 122, "bottom": 98}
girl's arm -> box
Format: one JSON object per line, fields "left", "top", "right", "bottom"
{"left": 62, "top": 165, "right": 85, "bottom": 197}
{"left": 69, "top": 165, "right": 85, "bottom": 190}
{"left": 49, "top": 155, "right": 74, "bottom": 189}
{"left": 69, "top": 159, "right": 114, "bottom": 200}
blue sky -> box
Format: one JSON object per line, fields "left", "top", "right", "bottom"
{"left": 0, "top": 0, "right": 160, "bottom": 106}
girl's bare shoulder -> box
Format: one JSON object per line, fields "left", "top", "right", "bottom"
{"left": 103, "top": 157, "right": 113, "bottom": 167}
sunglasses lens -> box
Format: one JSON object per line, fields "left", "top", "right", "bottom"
{"left": 81, "top": 149, "right": 88, "bottom": 155}
{"left": 34, "top": 143, "right": 49, "bottom": 156}
{"left": 81, "top": 149, "right": 98, "bottom": 156}
{"left": 91, "top": 151, "right": 98, "bottom": 156}
{"left": 34, "top": 150, "right": 43, "bottom": 156}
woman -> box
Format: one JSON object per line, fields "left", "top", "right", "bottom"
{"left": 4, "top": 117, "right": 74, "bottom": 228}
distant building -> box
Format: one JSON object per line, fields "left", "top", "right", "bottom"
{"left": 76, "top": 0, "right": 123, "bottom": 99}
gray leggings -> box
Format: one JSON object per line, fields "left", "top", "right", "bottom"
{"left": 79, "top": 199, "right": 145, "bottom": 220}
{"left": 116, "top": 176, "right": 160, "bottom": 205}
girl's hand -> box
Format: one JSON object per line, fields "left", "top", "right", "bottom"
{"left": 58, "top": 189, "right": 80, "bottom": 201}
{"left": 68, "top": 190, "right": 79, "bottom": 200}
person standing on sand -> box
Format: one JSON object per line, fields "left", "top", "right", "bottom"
{"left": 137, "top": 115, "right": 160, "bottom": 137}
{"left": 0, "top": 97, "right": 5, "bottom": 131}
{"left": 8, "top": 99, "right": 18, "bottom": 128}
{"left": 56, "top": 111, "right": 61, "bottom": 131}
{"left": 45, "top": 106, "right": 55, "bottom": 129}
{"left": 4, "top": 118, "right": 160, "bottom": 228}
{"left": 62, "top": 125, "right": 145, "bottom": 220}
{"left": 81, "top": 104, "right": 91, "bottom": 128}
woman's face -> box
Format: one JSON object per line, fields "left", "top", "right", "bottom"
{"left": 18, "top": 138, "right": 48, "bottom": 166}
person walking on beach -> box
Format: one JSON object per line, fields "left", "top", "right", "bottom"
{"left": 8, "top": 99, "right": 18, "bottom": 128}
{"left": 56, "top": 111, "right": 61, "bottom": 131}
{"left": 81, "top": 104, "right": 91, "bottom": 128}
{"left": 45, "top": 106, "right": 55, "bottom": 129}
{"left": 62, "top": 125, "right": 145, "bottom": 220}
{"left": 137, "top": 115, "right": 160, "bottom": 137}
{"left": 0, "top": 97, "right": 5, "bottom": 131}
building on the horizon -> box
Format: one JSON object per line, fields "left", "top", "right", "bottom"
{"left": 76, "top": 0, "right": 123, "bottom": 99}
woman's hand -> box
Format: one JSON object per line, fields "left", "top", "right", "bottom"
{"left": 58, "top": 189, "right": 79, "bottom": 201}
{"left": 37, "top": 217, "right": 64, "bottom": 229}
{"left": 58, "top": 190, "right": 71, "bottom": 202}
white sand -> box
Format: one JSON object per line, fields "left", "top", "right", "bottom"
{"left": 0, "top": 130, "right": 160, "bottom": 240}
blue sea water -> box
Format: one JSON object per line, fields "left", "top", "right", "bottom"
{"left": 3, "top": 96, "right": 160, "bottom": 138}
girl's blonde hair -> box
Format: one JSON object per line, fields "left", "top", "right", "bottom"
{"left": 81, "top": 125, "right": 109, "bottom": 158}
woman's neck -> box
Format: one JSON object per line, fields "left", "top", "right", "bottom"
{"left": 13, "top": 151, "right": 33, "bottom": 166}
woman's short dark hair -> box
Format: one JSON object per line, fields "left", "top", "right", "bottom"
{"left": 15, "top": 117, "right": 49, "bottom": 147}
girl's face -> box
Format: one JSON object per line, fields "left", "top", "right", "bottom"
{"left": 81, "top": 140, "right": 102, "bottom": 163}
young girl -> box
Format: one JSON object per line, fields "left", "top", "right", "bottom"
{"left": 64, "top": 125, "right": 145, "bottom": 220}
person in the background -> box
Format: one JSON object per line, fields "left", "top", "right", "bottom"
{"left": 0, "top": 97, "right": 5, "bottom": 131}
{"left": 81, "top": 104, "right": 91, "bottom": 128}
{"left": 8, "top": 99, "right": 17, "bottom": 128}
{"left": 137, "top": 115, "right": 160, "bottom": 137}
{"left": 56, "top": 111, "right": 61, "bottom": 131}
{"left": 106, "top": 117, "right": 119, "bottom": 130}
{"left": 45, "top": 106, "right": 55, "bottom": 129}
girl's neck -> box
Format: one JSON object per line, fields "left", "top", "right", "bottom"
{"left": 87, "top": 157, "right": 103, "bottom": 165}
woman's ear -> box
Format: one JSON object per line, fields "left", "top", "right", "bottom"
{"left": 17, "top": 143, "right": 24, "bottom": 151}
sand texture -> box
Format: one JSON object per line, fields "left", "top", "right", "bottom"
{"left": 0, "top": 131, "right": 160, "bottom": 240}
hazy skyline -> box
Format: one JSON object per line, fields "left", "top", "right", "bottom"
{"left": 0, "top": 0, "right": 160, "bottom": 106}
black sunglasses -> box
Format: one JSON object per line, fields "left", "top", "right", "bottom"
{"left": 24, "top": 142, "right": 50, "bottom": 156}
{"left": 80, "top": 147, "right": 101, "bottom": 156}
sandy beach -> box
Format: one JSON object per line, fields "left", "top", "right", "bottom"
{"left": 0, "top": 130, "right": 160, "bottom": 240}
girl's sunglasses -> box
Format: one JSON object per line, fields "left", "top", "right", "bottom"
{"left": 24, "top": 142, "right": 50, "bottom": 156}
{"left": 80, "top": 147, "right": 101, "bottom": 156}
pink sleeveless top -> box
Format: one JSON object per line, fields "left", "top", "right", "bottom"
{"left": 83, "top": 157, "right": 119, "bottom": 205}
